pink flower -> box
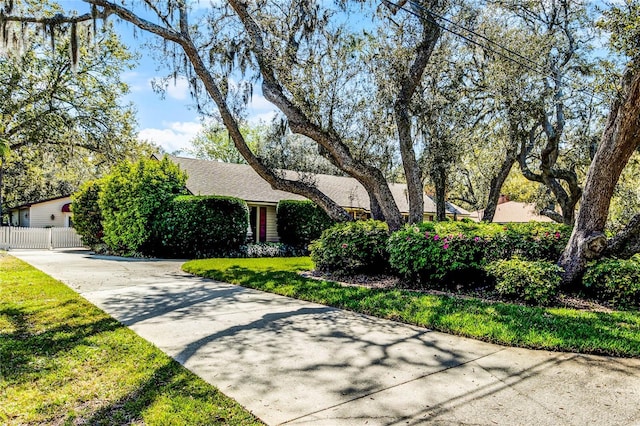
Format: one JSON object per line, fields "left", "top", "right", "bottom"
{"left": 425, "top": 231, "right": 430, "bottom": 238}
{"left": 555, "top": 232, "right": 561, "bottom": 239}
{"left": 434, "top": 235, "right": 440, "bottom": 241}
{"left": 341, "top": 243, "right": 348, "bottom": 248}
{"left": 474, "top": 236, "right": 480, "bottom": 242}
{"left": 443, "top": 244, "right": 449, "bottom": 249}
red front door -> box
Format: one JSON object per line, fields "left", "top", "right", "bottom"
{"left": 259, "top": 207, "right": 267, "bottom": 243}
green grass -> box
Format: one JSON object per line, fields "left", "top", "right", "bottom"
{"left": 183, "top": 257, "right": 640, "bottom": 358}
{"left": 0, "top": 254, "right": 263, "bottom": 425}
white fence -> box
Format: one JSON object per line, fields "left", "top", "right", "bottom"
{"left": 0, "top": 227, "right": 84, "bottom": 250}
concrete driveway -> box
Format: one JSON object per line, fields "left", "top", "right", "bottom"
{"left": 10, "top": 249, "right": 640, "bottom": 425}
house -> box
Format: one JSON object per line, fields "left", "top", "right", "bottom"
{"left": 165, "top": 155, "right": 469, "bottom": 243}
{"left": 7, "top": 195, "right": 74, "bottom": 228}
{"left": 470, "top": 196, "right": 554, "bottom": 223}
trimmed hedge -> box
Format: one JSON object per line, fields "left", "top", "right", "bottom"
{"left": 99, "top": 157, "right": 187, "bottom": 255}
{"left": 309, "top": 220, "right": 389, "bottom": 274}
{"left": 158, "top": 195, "right": 249, "bottom": 258}
{"left": 583, "top": 256, "right": 640, "bottom": 308}
{"left": 276, "top": 200, "right": 335, "bottom": 249}
{"left": 71, "top": 180, "right": 104, "bottom": 247}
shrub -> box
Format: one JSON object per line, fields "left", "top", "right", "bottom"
{"left": 583, "top": 257, "right": 640, "bottom": 308}
{"left": 485, "top": 258, "right": 562, "bottom": 305}
{"left": 99, "top": 156, "right": 187, "bottom": 255}
{"left": 276, "top": 200, "right": 335, "bottom": 249}
{"left": 388, "top": 222, "right": 486, "bottom": 287}
{"left": 71, "top": 180, "right": 104, "bottom": 247}
{"left": 158, "top": 195, "right": 248, "bottom": 258}
{"left": 309, "top": 220, "right": 389, "bottom": 274}
{"left": 497, "top": 222, "right": 571, "bottom": 261}
{"left": 430, "top": 221, "right": 570, "bottom": 262}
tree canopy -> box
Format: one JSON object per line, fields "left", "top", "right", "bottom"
{"left": 4, "top": 0, "right": 640, "bottom": 284}
{"left": 0, "top": 0, "right": 148, "bottom": 221}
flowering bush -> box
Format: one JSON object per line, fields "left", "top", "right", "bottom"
{"left": 387, "top": 221, "right": 571, "bottom": 288}
{"left": 490, "top": 222, "right": 572, "bottom": 261}
{"left": 233, "top": 242, "right": 306, "bottom": 258}
{"left": 387, "top": 223, "right": 486, "bottom": 287}
{"left": 309, "top": 220, "right": 390, "bottom": 274}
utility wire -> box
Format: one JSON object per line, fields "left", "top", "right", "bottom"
{"left": 382, "top": 0, "right": 605, "bottom": 102}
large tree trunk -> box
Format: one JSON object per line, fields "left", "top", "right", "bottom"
{"left": 559, "top": 67, "right": 640, "bottom": 285}
{"left": 86, "top": 0, "right": 356, "bottom": 223}
{"left": 229, "top": 0, "right": 405, "bottom": 231}
{"left": 605, "top": 213, "right": 640, "bottom": 259}
{"left": 432, "top": 165, "right": 447, "bottom": 221}
{"left": 394, "top": 2, "right": 442, "bottom": 224}
{"left": 482, "top": 148, "right": 516, "bottom": 222}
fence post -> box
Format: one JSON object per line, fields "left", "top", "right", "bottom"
{"left": 48, "top": 228, "right": 53, "bottom": 250}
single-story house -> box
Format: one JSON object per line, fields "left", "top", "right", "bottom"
{"left": 7, "top": 195, "right": 74, "bottom": 228}
{"left": 165, "top": 155, "right": 469, "bottom": 243}
{"left": 470, "top": 196, "right": 554, "bottom": 223}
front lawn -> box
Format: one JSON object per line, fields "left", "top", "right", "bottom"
{"left": 0, "top": 254, "right": 263, "bottom": 425}
{"left": 183, "top": 257, "right": 640, "bottom": 358}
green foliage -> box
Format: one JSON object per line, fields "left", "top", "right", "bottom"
{"left": 496, "top": 222, "right": 572, "bottom": 261}
{"left": 158, "top": 195, "right": 248, "bottom": 258}
{"left": 485, "top": 258, "right": 562, "bottom": 306}
{"left": 387, "top": 221, "right": 570, "bottom": 287}
{"left": 70, "top": 180, "right": 104, "bottom": 247}
{"left": 388, "top": 222, "right": 486, "bottom": 287}
{"left": 599, "top": 1, "right": 640, "bottom": 61}
{"left": 583, "top": 257, "right": 640, "bottom": 308}
{"left": 276, "top": 200, "right": 335, "bottom": 249}
{"left": 0, "top": 14, "right": 146, "bottom": 213}
{"left": 99, "top": 157, "right": 187, "bottom": 255}
{"left": 309, "top": 220, "right": 389, "bottom": 274}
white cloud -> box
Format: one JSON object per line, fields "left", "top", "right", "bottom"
{"left": 121, "top": 71, "right": 147, "bottom": 92}
{"left": 246, "top": 92, "right": 278, "bottom": 124}
{"left": 165, "top": 77, "right": 191, "bottom": 101}
{"left": 249, "top": 110, "right": 278, "bottom": 125}
{"left": 138, "top": 121, "right": 202, "bottom": 154}
{"left": 247, "top": 93, "right": 274, "bottom": 111}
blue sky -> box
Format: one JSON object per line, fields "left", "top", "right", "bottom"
{"left": 59, "top": 1, "right": 277, "bottom": 154}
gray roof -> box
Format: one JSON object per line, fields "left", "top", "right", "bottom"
{"left": 168, "top": 155, "right": 468, "bottom": 216}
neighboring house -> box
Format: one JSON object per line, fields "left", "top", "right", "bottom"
{"left": 7, "top": 195, "right": 74, "bottom": 228}
{"left": 165, "top": 155, "right": 469, "bottom": 243}
{"left": 470, "top": 196, "right": 554, "bottom": 223}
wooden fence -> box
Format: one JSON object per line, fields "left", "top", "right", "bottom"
{"left": 0, "top": 227, "right": 84, "bottom": 250}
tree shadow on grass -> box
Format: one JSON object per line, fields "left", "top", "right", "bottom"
{"left": 77, "top": 358, "right": 260, "bottom": 425}
{"left": 0, "top": 302, "right": 122, "bottom": 382}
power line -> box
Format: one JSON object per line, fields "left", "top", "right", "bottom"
{"left": 382, "top": 0, "right": 605, "bottom": 102}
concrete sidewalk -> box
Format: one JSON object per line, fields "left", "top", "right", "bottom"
{"left": 11, "top": 249, "right": 640, "bottom": 425}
